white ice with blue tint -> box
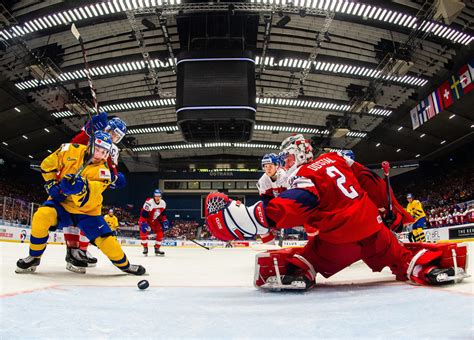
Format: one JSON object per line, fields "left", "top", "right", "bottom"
{"left": 1, "top": 242, "right": 473, "bottom": 339}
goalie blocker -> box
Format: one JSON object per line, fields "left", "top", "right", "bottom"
{"left": 205, "top": 192, "right": 469, "bottom": 291}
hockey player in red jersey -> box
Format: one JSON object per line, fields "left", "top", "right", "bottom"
{"left": 205, "top": 134, "right": 469, "bottom": 290}
{"left": 138, "top": 189, "right": 170, "bottom": 256}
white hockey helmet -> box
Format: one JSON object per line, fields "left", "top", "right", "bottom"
{"left": 279, "top": 134, "right": 313, "bottom": 167}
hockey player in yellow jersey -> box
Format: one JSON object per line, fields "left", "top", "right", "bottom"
{"left": 16, "top": 131, "right": 145, "bottom": 275}
{"left": 406, "top": 194, "right": 427, "bottom": 242}
{"left": 104, "top": 209, "right": 119, "bottom": 233}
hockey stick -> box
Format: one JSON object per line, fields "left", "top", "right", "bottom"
{"left": 381, "top": 161, "right": 392, "bottom": 212}
{"left": 278, "top": 228, "right": 284, "bottom": 247}
{"left": 71, "top": 23, "right": 98, "bottom": 179}
{"left": 189, "top": 239, "right": 212, "bottom": 250}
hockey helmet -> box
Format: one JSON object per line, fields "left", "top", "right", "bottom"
{"left": 279, "top": 134, "right": 313, "bottom": 168}
{"left": 341, "top": 150, "right": 355, "bottom": 161}
{"left": 105, "top": 117, "right": 127, "bottom": 143}
{"left": 261, "top": 153, "right": 280, "bottom": 168}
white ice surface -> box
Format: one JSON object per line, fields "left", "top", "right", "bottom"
{"left": 1, "top": 242, "right": 473, "bottom": 339}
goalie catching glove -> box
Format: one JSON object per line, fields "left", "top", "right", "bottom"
{"left": 205, "top": 192, "right": 270, "bottom": 241}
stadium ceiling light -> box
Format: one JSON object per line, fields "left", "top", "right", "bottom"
{"left": 415, "top": 154, "right": 420, "bottom": 158}
{"left": 449, "top": 114, "right": 455, "bottom": 119}
{"left": 1, "top": 1, "right": 470, "bottom": 59}
{"left": 28, "top": 155, "right": 33, "bottom": 159}
{"left": 44, "top": 128, "right": 50, "bottom": 133}
{"left": 396, "top": 148, "right": 401, "bottom": 152}
{"left": 375, "top": 143, "right": 380, "bottom": 147}
{"left": 420, "top": 133, "right": 425, "bottom": 138}
{"left": 14, "top": 107, "right": 21, "bottom": 112}
{"left": 22, "top": 135, "right": 28, "bottom": 140}
{"left": 2, "top": 142, "right": 8, "bottom": 146}
{"left": 440, "top": 140, "right": 446, "bottom": 145}
{"left": 397, "top": 126, "right": 403, "bottom": 131}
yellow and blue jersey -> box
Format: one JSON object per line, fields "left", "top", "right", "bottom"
{"left": 406, "top": 200, "right": 426, "bottom": 222}
{"left": 40, "top": 143, "right": 111, "bottom": 216}
{"left": 104, "top": 214, "right": 119, "bottom": 230}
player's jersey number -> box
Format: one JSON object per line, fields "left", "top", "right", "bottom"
{"left": 326, "top": 166, "right": 359, "bottom": 199}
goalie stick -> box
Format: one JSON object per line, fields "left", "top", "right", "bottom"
{"left": 381, "top": 161, "right": 392, "bottom": 213}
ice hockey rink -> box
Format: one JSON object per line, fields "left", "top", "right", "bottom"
{"left": 1, "top": 241, "right": 473, "bottom": 339}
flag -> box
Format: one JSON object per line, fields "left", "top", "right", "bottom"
{"left": 439, "top": 80, "right": 453, "bottom": 108}
{"left": 430, "top": 88, "right": 443, "bottom": 114}
{"left": 426, "top": 95, "right": 436, "bottom": 120}
{"left": 458, "top": 64, "right": 473, "bottom": 94}
{"left": 417, "top": 100, "right": 428, "bottom": 126}
{"left": 410, "top": 107, "right": 420, "bottom": 130}
{"left": 449, "top": 75, "right": 463, "bottom": 100}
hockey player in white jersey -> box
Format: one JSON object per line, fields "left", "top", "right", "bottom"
{"left": 256, "top": 153, "right": 288, "bottom": 244}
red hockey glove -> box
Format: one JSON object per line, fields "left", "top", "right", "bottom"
{"left": 205, "top": 192, "right": 270, "bottom": 241}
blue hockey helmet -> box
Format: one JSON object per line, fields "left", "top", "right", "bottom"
{"left": 92, "top": 131, "right": 113, "bottom": 152}
{"left": 341, "top": 150, "right": 355, "bottom": 161}
{"left": 153, "top": 189, "right": 162, "bottom": 197}
{"left": 407, "top": 193, "right": 413, "bottom": 199}
{"left": 261, "top": 153, "right": 280, "bottom": 168}
{"left": 105, "top": 117, "right": 127, "bottom": 143}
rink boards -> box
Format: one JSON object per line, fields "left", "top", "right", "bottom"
{"left": 1, "top": 223, "right": 474, "bottom": 248}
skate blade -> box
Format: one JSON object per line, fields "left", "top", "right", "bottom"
{"left": 87, "top": 263, "right": 97, "bottom": 267}
{"left": 155, "top": 254, "right": 165, "bottom": 257}
{"left": 260, "top": 277, "right": 308, "bottom": 291}
{"left": 66, "top": 263, "right": 86, "bottom": 274}
{"left": 15, "top": 266, "right": 37, "bottom": 274}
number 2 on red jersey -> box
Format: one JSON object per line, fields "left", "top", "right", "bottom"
{"left": 326, "top": 165, "right": 359, "bottom": 199}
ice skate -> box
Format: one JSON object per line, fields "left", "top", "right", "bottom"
{"left": 123, "top": 264, "right": 146, "bottom": 276}
{"left": 426, "top": 267, "right": 470, "bottom": 285}
{"left": 80, "top": 249, "right": 98, "bottom": 267}
{"left": 142, "top": 246, "right": 148, "bottom": 256}
{"left": 155, "top": 246, "right": 165, "bottom": 256}
{"left": 15, "top": 256, "right": 41, "bottom": 273}
{"left": 65, "top": 248, "right": 88, "bottom": 274}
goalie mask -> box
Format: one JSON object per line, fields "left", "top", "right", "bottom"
{"left": 279, "top": 134, "right": 313, "bottom": 169}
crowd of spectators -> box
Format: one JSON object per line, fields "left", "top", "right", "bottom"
{"left": 1, "top": 159, "right": 473, "bottom": 237}
{"left": 393, "top": 163, "right": 474, "bottom": 229}
{"left": 165, "top": 220, "right": 200, "bottom": 239}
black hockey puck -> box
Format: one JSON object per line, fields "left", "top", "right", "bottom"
{"left": 137, "top": 280, "right": 149, "bottom": 290}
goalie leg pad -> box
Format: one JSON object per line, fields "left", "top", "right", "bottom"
{"left": 407, "top": 243, "right": 469, "bottom": 285}
{"left": 254, "top": 248, "right": 316, "bottom": 291}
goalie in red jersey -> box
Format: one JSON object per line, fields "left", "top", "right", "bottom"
{"left": 205, "top": 134, "right": 469, "bottom": 290}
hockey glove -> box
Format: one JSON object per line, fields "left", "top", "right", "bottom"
{"left": 140, "top": 222, "right": 151, "bottom": 233}
{"left": 44, "top": 180, "right": 67, "bottom": 202}
{"left": 205, "top": 192, "right": 270, "bottom": 241}
{"left": 382, "top": 210, "right": 403, "bottom": 232}
{"left": 162, "top": 220, "right": 171, "bottom": 231}
{"left": 59, "top": 174, "right": 87, "bottom": 196}
{"left": 85, "top": 112, "right": 108, "bottom": 135}
{"left": 110, "top": 172, "right": 126, "bottom": 190}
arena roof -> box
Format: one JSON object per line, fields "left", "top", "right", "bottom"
{"left": 0, "top": 0, "right": 473, "bottom": 171}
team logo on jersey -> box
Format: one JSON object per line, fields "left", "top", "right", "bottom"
{"left": 99, "top": 169, "right": 111, "bottom": 179}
